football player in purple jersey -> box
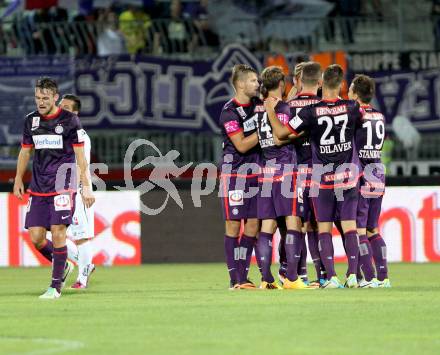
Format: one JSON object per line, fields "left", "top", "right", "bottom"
{"left": 13, "top": 77, "right": 95, "bottom": 299}
{"left": 287, "top": 62, "right": 326, "bottom": 286}
{"left": 349, "top": 74, "right": 390, "bottom": 288}
{"left": 219, "top": 64, "right": 260, "bottom": 289}
{"left": 255, "top": 66, "right": 314, "bottom": 289}
{"left": 266, "top": 65, "right": 364, "bottom": 289}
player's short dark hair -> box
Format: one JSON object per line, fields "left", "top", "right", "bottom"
{"left": 62, "top": 94, "right": 82, "bottom": 112}
{"left": 301, "top": 62, "right": 322, "bottom": 87}
{"left": 352, "top": 74, "right": 375, "bottom": 104}
{"left": 35, "top": 77, "right": 59, "bottom": 94}
{"left": 230, "top": 64, "right": 257, "bottom": 88}
{"left": 323, "top": 64, "right": 344, "bottom": 89}
{"left": 260, "top": 66, "right": 285, "bottom": 98}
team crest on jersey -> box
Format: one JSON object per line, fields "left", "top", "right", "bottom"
{"left": 31, "top": 116, "right": 40, "bottom": 131}
{"left": 55, "top": 125, "right": 64, "bottom": 134}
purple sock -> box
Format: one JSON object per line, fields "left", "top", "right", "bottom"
{"left": 344, "top": 230, "right": 359, "bottom": 275}
{"left": 37, "top": 239, "right": 53, "bottom": 262}
{"left": 358, "top": 235, "right": 375, "bottom": 281}
{"left": 285, "top": 230, "right": 303, "bottom": 282}
{"left": 224, "top": 236, "right": 240, "bottom": 284}
{"left": 307, "top": 230, "right": 322, "bottom": 280}
{"left": 369, "top": 233, "right": 388, "bottom": 281}
{"left": 318, "top": 232, "right": 336, "bottom": 279}
{"left": 256, "top": 232, "right": 274, "bottom": 283}
{"left": 278, "top": 233, "right": 287, "bottom": 275}
{"left": 50, "top": 246, "right": 67, "bottom": 293}
{"left": 238, "top": 235, "right": 256, "bottom": 283}
{"left": 297, "top": 233, "right": 308, "bottom": 280}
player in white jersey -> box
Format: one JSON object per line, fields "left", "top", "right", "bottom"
{"left": 60, "top": 94, "right": 96, "bottom": 289}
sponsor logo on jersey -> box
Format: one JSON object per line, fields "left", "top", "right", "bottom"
{"left": 289, "top": 115, "right": 303, "bottom": 129}
{"left": 316, "top": 105, "right": 347, "bottom": 116}
{"left": 224, "top": 120, "right": 240, "bottom": 134}
{"left": 229, "top": 190, "right": 244, "bottom": 206}
{"left": 243, "top": 114, "right": 257, "bottom": 132}
{"left": 31, "top": 116, "right": 40, "bottom": 131}
{"left": 236, "top": 106, "right": 247, "bottom": 118}
{"left": 77, "top": 129, "right": 87, "bottom": 142}
{"left": 32, "top": 134, "right": 63, "bottom": 149}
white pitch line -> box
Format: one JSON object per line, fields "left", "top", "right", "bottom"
{"left": 0, "top": 336, "right": 85, "bottom": 355}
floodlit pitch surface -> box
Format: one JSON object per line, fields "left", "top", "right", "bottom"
{"left": 0, "top": 263, "right": 439, "bottom": 355}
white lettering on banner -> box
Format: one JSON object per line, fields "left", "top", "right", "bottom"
{"left": 32, "top": 135, "right": 63, "bottom": 149}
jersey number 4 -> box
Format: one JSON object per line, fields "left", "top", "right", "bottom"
{"left": 317, "top": 114, "right": 348, "bottom": 145}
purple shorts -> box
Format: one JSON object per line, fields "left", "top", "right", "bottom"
{"left": 257, "top": 179, "right": 297, "bottom": 220}
{"left": 220, "top": 175, "right": 258, "bottom": 220}
{"left": 356, "top": 194, "right": 383, "bottom": 229}
{"left": 297, "top": 185, "right": 316, "bottom": 222}
{"left": 25, "top": 193, "right": 76, "bottom": 230}
{"left": 312, "top": 186, "right": 359, "bottom": 223}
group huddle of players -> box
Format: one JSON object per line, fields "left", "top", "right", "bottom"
{"left": 219, "top": 61, "right": 390, "bottom": 289}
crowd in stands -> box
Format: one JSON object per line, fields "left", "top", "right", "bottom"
{"left": 1, "top": 0, "right": 220, "bottom": 56}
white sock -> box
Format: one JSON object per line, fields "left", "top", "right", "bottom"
{"left": 78, "top": 241, "right": 94, "bottom": 284}
{"left": 66, "top": 238, "right": 79, "bottom": 263}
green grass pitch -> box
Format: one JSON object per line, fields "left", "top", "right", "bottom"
{"left": 0, "top": 263, "right": 439, "bottom": 355}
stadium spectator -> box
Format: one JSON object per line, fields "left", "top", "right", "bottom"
{"left": 119, "top": 5, "right": 151, "bottom": 55}
{"left": 432, "top": 0, "right": 440, "bottom": 50}
{"left": 162, "top": 0, "right": 197, "bottom": 53}
{"left": 183, "top": 0, "right": 220, "bottom": 48}
{"left": 97, "top": 9, "right": 127, "bottom": 56}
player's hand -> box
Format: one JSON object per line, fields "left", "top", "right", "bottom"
{"left": 81, "top": 186, "right": 95, "bottom": 208}
{"left": 264, "top": 96, "right": 280, "bottom": 111}
{"left": 13, "top": 178, "right": 24, "bottom": 200}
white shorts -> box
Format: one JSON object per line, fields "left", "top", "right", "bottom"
{"left": 67, "top": 192, "right": 94, "bottom": 241}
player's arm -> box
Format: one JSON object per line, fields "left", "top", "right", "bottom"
{"left": 73, "top": 145, "right": 95, "bottom": 208}
{"left": 264, "top": 98, "right": 297, "bottom": 139}
{"left": 229, "top": 131, "right": 259, "bottom": 153}
{"left": 13, "top": 147, "right": 32, "bottom": 199}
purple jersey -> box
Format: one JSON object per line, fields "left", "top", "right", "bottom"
{"left": 255, "top": 100, "right": 295, "bottom": 166}
{"left": 21, "top": 107, "right": 84, "bottom": 195}
{"left": 219, "top": 98, "right": 260, "bottom": 171}
{"left": 355, "top": 105, "right": 385, "bottom": 167}
{"left": 287, "top": 99, "right": 363, "bottom": 187}
{"left": 288, "top": 93, "right": 320, "bottom": 165}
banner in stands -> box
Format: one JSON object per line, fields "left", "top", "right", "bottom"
{"left": 0, "top": 44, "right": 262, "bottom": 146}
{"left": 348, "top": 51, "right": 440, "bottom": 131}
{"left": 0, "top": 191, "right": 140, "bottom": 267}
{"left": 1, "top": 49, "right": 439, "bottom": 147}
